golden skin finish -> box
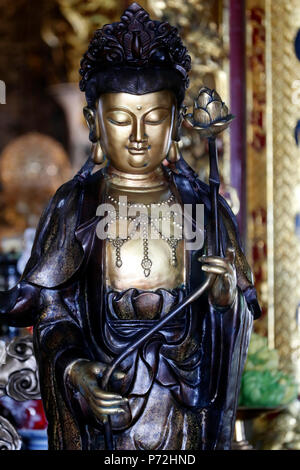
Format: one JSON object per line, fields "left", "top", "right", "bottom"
{"left": 97, "top": 90, "right": 175, "bottom": 174}
{"left": 68, "top": 90, "right": 238, "bottom": 423}
{"left": 98, "top": 90, "right": 185, "bottom": 291}
{"left": 105, "top": 170, "right": 186, "bottom": 292}
{"left": 105, "top": 217, "right": 186, "bottom": 291}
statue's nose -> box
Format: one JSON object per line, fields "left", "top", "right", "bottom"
{"left": 129, "top": 120, "right": 148, "bottom": 144}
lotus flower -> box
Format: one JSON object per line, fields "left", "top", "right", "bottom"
{"left": 185, "top": 87, "right": 234, "bottom": 138}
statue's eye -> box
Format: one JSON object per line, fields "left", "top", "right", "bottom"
{"left": 144, "top": 109, "right": 169, "bottom": 125}
{"left": 107, "top": 111, "right": 131, "bottom": 126}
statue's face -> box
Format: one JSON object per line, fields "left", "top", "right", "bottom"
{"left": 97, "top": 90, "right": 176, "bottom": 173}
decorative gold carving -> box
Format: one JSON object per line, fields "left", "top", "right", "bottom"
{"left": 246, "top": 0, "right": 300, "bottom": 375}
{"left": 247, "top": 0, "right": 300, "bottom": 451}
{"left": 148, "top": 0, "right": 230, "bottom": 186}
{"left": 41, "top": 0, "right": 127, "bottom": 83}
{"left": 266, "top": 0, "right": 300, "bottom": 379}
{"left": 246, "top": 1, "right": 268, "bottom": 337}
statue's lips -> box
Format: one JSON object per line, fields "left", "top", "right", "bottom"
{"left": 127, "top": 147, "right": 148, "bottom": 155}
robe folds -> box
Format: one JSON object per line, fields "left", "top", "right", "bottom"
{"left": 0, "top": 156, "right": 261, "bottom": 450}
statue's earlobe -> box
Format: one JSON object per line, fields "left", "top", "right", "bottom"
{"left": 167, "top": 141, "right": 180, "bottom": 163}
{"left": 83, "top": 106, "right": 98, "bottom": 142}
{"left": 171, "top": 105, "right": 186, "bottom": 142}
{"left": 83, "top": 106, "right": 105, "bottom": 165}
{"left": 167, "top": 105, "right": 184, "bottom": 163}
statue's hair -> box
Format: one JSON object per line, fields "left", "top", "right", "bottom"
{"left": 79, "top": 3, "right": 191, "bottom": 109}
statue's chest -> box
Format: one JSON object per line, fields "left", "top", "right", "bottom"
{"left": 105, "top": 218, "right": 186, "bottom": 292}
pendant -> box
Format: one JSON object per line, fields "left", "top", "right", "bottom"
{"left": 141, "top": 257, "right": 152, "bottom": 277}
{"left": 141, "top": 237, "right": 152, "bottom": 277}
{"left": 112, "top": 237, "right": 126, "bottom": 268}
{"left": 167, "top": 236, "right": 179, "bottom": 267}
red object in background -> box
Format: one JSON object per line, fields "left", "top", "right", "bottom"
{"left": 0, "top": 396, "right": 48, "bottom": 431}
{"left": 21, "top": 400, "right": 48, "bottom": 430}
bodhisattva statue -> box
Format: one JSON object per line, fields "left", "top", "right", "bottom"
{"left": 0, "top": 4, "right": 261, "bottom": 450}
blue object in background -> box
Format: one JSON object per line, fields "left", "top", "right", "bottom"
{"left": 293, "top": 33, "right": 300, "bottom": 149}
{"left": 295, "top": 120, "right": 300, "bottom": 147}
{"left": 295, "top": 213, "right": 300, "bottom": 239}
{"left": 294, "top": 29, "right": 300, "bottom": 61}
{"left": 19, "top": 429, "right": 48, "bottom": 450}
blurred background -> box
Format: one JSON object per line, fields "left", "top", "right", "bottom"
{"left": 0, "top": 0, "right": 300, "bottom": 451}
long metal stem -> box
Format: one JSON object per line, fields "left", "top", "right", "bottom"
{"left": 208, "top": 137, "right": 220, "bottom": 256}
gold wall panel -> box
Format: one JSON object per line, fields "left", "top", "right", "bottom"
{"left": 246, "top": 1, "right": 268, "bottom": 337}
{"left": 266, "top": 0, "right": 300, "bottom": 379}
{"left": 247, "top": 0, "right": 300, "bottom": 382}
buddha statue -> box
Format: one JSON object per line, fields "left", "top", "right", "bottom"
{"left": 0, "top": 3, "right": 261, "bottom": 450}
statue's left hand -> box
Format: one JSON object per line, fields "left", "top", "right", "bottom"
{"left": 199, "top": 247, "right": 237, "bottom": 309}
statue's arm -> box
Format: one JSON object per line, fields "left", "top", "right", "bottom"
{"left": 34, "top": 287, "right": 127, "bottom": 429}
{"left": 33, "top": 288, "right": 93, "bottom": 422}
{"left": 0, "top": 181, "right": 59, "bottom": 327}
{"left": 0, "top": 176, "right": 84, "bottom": 328}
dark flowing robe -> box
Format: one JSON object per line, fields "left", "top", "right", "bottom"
{"left": 0, "top": 156, "right": 261, "bottom": 450}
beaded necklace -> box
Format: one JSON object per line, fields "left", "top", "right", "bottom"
{"left": 105, "top": 194, "right": 183, "bottom": 277}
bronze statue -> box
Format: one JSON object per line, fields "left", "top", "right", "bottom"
{"left": 0, "top": 3, "right": 260, "bottom": 450}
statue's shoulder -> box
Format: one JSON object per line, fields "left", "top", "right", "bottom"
{"left": 45, "top": 167, "right": 105, "bottom": 218}
{"left": 52, "top": 166, "right": 104, "bottom": 196}
{"left": 21, "top": 166, "right": 105, "bottom": 288}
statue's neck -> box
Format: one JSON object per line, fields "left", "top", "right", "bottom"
{"left": 106, "top": 164, "right": 168, "bottom": 193}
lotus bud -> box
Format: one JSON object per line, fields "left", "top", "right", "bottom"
{"left": 185, "top": 87, "right": 234, "bottom": 138}
{"left": 194, "top": 87, "right": 229, "bottom": 126}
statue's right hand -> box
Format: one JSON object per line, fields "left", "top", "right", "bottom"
{"left": 67, "top": 360, "right": 128, "bottom": 423}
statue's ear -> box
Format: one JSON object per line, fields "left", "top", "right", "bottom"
{"left": 172, "top": 105, "right": 186, "bottom": 142}
{"left": 83, "top": 106, "right": 100, "bottom": 143}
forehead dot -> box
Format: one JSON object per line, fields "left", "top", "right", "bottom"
{"left": 137, "top": 105, "right": 142, "bottom": 110}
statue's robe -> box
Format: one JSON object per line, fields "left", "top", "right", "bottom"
{"left": 0, "top": 157, "right": 261, "bottom": 450}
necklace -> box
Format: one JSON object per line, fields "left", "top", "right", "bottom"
{"left": 105, "top": 194, "right": 183, "bottom": 277}
{"left": 107, "top": 194, "right": 175, "bottom": 208}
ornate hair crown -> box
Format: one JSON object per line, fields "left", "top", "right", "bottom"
{"left": 79, "top": 3, "right": 191, "bottom": 92}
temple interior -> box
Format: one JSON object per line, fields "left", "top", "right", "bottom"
{"left": 0, "top": 0, "right": 300, "bottom": 451}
